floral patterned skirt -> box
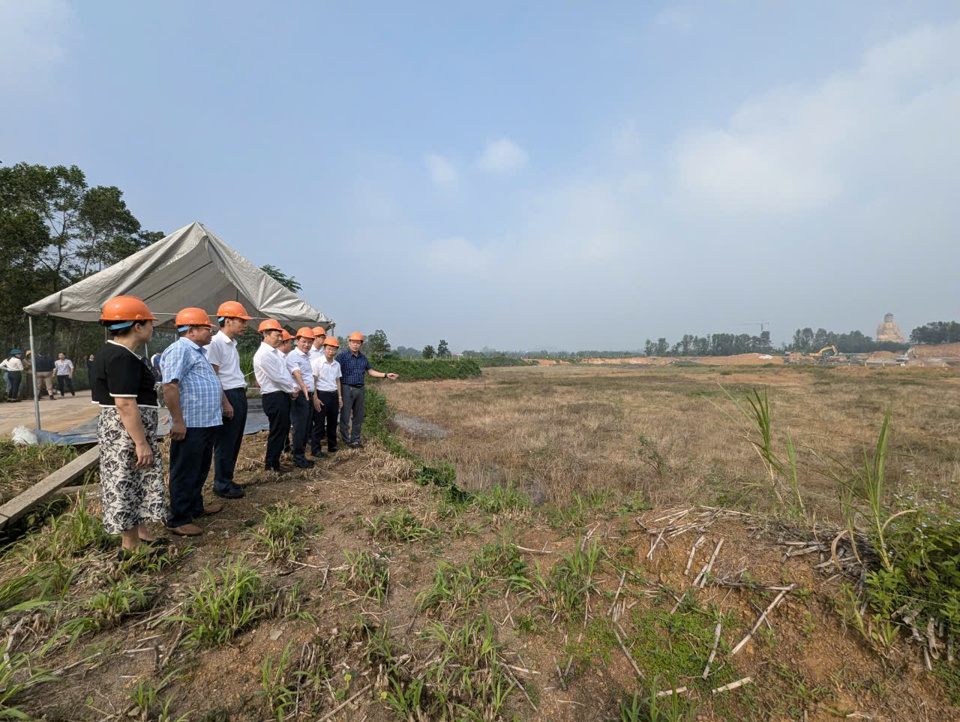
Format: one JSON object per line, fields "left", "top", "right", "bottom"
{"left": 97, "top": 406, "right": 167, "bottom": 534}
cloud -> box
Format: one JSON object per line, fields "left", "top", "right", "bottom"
{"left": 654, "top": 6, "right": 693, "bottom": 32}
{"left": 477, "top": 137, "right": 529, "bottom": 173}
{"left": 424, "top": 237, "right": 495, "bottom": 276}
{"left": 0, "top": 0, "right": 72, "bottom": 91}
{"left": 423, "top": 152, "right": 458, "bottom": 190}
{"left": 674, "top": 21, "right": 960, "bottom": 214}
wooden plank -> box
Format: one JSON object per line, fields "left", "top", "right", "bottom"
{"left": 0, "top": 445, "right": 100, "bottom": 529}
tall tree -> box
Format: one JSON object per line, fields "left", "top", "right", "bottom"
{"left": 0, "top": 162, "right": 162, "bottom": 358}
{"left": 366, "top": 329, "right": 391, "bottom": 359}
{"left": 437, "top": 339, "right": 450, "bottom": 357}
{"left": 260, "top": 264, "right": 302, "bottom": 292}
{"left": 422, "top": 344, "right": 436, "bottom": 359}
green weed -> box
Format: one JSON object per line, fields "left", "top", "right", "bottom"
{"left": 366, "top": 508, "right": 438, "bottom": 543}
{"left": 256, "top": 502, "right": 313, "bottom": 563}
{"left": 472, "top": 483, "right": 530, "bottom": 514}
{"left": 0, "top": 638, "right": 57, "bottom": 718}
{"left": 637, "top": 435, "right": 670, "bottom": 479}
{"left": 550, "top": 537, "right": 605, "bottom": 619}
{"left": 258, "top": 643, "right": 297, "bottom": 722}
{"left": 172, "top": 557, "right": 269, "bottom": 645}
{"left": 86, "top": 577, "right": 151, "bottom": 626}
{"left": 340, "top": 550, "right": 389, "bottom": 603}
{"left": 11, "top": 494, "right": 112, "bottom": 564}
{"left": 417, "top": 614, "right": 516, "bottom": 720}
{"left": 619, "top": 676, "right": 699, "bottom": 721}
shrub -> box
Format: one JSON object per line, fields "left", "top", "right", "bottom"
{"left": 372, "top": 357, "right": 482, "bottom": 380}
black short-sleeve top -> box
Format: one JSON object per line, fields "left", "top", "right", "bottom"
{"left": 90, "top": 341, "right": 159, "bottom": 407}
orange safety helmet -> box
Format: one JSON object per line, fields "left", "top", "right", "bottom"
{"left": 216, "top": 301, "right": 253, "bottom": 320}
{"left": 295, "top": 327, "right": 315, "bottom": 339}
{"left": 258, "top": 319, "right": 283, "bottom": 333}
{"left": 281, "top": 330, "right": 295, "bottom": 342}
{"left": 348, "top": 332, "right": 364, "bottom": 342}
{"left": 100, "top": 296, "right": 157, "bottom": 323}
{"left": 312, "top": 326, "right": 327, "bottom": 337}
{"left": 174, "top": 308, "right": 215, "bottom": 328}
{"left": 322, "top": 336, "right": 339, "bottom": 348}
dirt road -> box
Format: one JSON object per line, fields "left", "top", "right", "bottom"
{"left": 0, "top": 395, "right": 99, "bottom": 437}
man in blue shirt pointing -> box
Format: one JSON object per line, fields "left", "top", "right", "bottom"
{"left": 336, "top": 332, "right": 398, "bottom": 448}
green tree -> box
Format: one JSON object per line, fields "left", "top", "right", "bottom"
{"left": 0, "top": 162, "right": 161, "bottom": 359}
{"left": 437, "top": 339, "right": 450, "bottom": 357}
{"left": 422, "top": 344, "right": 436, "bottom": 359}
{"left": 260, "top": 264, "right": 301, "bottom": 293}
{"left": 366, "top": 329, "right": 391, "bottom": 359}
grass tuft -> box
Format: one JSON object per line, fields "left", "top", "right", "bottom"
{"left": 171, "top": 557, "right": 269, "bottom": 645}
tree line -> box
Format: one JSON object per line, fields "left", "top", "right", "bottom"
{"left": 0, "top": 162, "right": 164, "bottom": 360}
{"left": 910, "top": 322, "right": 960, "bottom": 345}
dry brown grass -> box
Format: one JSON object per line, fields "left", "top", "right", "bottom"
{"left": 381, "top": 364, "right": 960, "bottom": 521}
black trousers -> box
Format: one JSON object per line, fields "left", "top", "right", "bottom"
{"left": 167, "top": 426, "right": 216, "bottom": 528}
{"left": 290, "top": 392, "right": 311, "bottom": 463}
{"left": 310, "top": 395, "right": 323, "bottom": 454}
{"left": 7, "top": 371, "right": 21, "bottom": 400}
{"left": 56, "top": 375, "right": 75, "bottom": 396}
{"left": 340, "top": 384, "right": 365, "bottom": 444}
{"left": 261, "top": 391, "right": 291, "bottom": 470}
{"left": 315, "top": 390, "right": 339, "bottom": 451}
{"left": 214, "top": 388, "right": 247, "bottom": 492}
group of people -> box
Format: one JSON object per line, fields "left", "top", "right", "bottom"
{"left": 89, "top": 294, "right": 397, "bottom": 557}
{"left": 1, "top": 350, "right": 77, "bottom": 401}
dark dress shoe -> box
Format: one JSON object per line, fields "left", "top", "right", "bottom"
{"left": 294, "top": 458, "right": 315, "bottom": 469}
{"left": 215, "top": 486, "right": 245, "bottom": 499}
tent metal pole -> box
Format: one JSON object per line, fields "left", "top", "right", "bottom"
{"left": 28, "top": 315, "right": 41, "bottom": 430}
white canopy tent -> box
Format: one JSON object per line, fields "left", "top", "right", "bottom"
{"left": 23, "top": 221, "right": 333, "bottom": 429}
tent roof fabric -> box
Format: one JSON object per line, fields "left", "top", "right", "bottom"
{"left": 23, "top": 222, "right": 332, "bottom": 330}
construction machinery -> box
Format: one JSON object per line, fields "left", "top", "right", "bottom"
{"left": 809, "top": 345, "right": 839, "bottom": 359}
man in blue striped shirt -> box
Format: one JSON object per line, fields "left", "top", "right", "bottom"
{"left": 161, "top": 308, "right": 224, "bottom": 536}
{"left": 336, "top": 332, "right": 398, "bottom": 448}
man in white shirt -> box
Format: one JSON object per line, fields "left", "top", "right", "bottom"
{"left": 286, "top": 328, "right": 320, "bottom": 469}
{"left": 206, "top": 301, "right": 253, "bottom": 498}
{"left": 253, "top": 320, "right": 300, "bottom": 472}
{"left": 311, "top": 335, "right": 343, "bottom": 454}
{"left": 307, "top": 326, "right": 327, "bottom": 455}
{"left": 54, "top": 353, "right": 75, "bottom": 396}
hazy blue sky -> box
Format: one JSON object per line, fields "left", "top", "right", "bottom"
{"left": 3, "top": 1, "right": 958, "bottom": 350}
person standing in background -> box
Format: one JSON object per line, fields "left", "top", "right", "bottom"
{"left": 308, "top": 326, "right": 327, "bottom": 456}
{"left": 206, "top": 301, "right": 253, "bottom": 499}
{"left": 150, "top": 351, "right": 163, "bottom": 381}
{"left": 55, "top": 353, "right": 75, "bottom": 396}
{"left": 87, "top": 354, "right": 96, "bottom": 396}
{"left": 253, "top": 320, "right": 300, "bottom": 473}
{"left": 1, "top": 351, "right": 24, "bottom": 402}
{"left": 286, "top": 328, "right": 318, "bottom": 469}
{"left": 30, "top": 350, "right": 57, "bottom": 400}
{"left": 311, "top": 335, "right": 342, "bottom": 454}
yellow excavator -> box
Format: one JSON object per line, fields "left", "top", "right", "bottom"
{"left": 809, "top": 345, "right": 839, "bottom": 359}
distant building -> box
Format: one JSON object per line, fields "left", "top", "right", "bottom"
{"left": 876, "top": 313, "right": 905, "bottom": 344}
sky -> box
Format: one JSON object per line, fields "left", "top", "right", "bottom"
{"left": 2, "top": 1, "right": 959, "bottom": 351}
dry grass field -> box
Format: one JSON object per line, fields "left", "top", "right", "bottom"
{"left": 382, "top": 363, "right": 960, "bottom": 523}
{"left": 0, "top": 363, "right": 958, "bottom": 721}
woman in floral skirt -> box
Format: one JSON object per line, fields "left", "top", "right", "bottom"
{"left": 89, "top": 295, "right": 169, "bottom": 559}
